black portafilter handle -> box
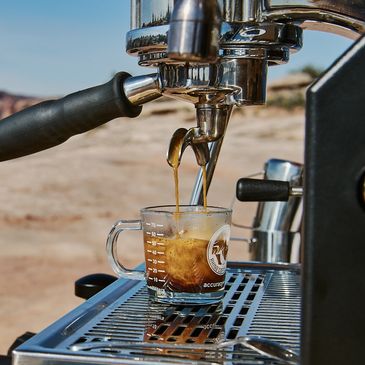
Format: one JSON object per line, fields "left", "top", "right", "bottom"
{"left": 236, "top": 178, "right": 292, "bottom": 202}
{"left": 0, "top": 72, "right": 141, "bottom": 162}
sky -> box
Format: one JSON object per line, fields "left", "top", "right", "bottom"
{"left": 0, "top": 0, "right": 354, "bottom": 97}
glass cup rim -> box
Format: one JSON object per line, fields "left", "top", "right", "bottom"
{"left": 140, "top": 205, "right": 232, "bottom": 215}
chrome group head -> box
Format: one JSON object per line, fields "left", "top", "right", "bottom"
{"left": 126, "top": 0, "right": 365, "bottom": 144}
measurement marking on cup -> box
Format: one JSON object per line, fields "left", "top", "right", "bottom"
{"left": 148, "top": 250, "right": 160, "bottom": 255}
{"left": 148, "top": 277, "right": 166, "bottom": 283}
{"left": 158, "top": 270, "right": 166, "bottom": 273}
{"left": 146, "top": 222, "right": 163, "bottom": 228}
{"left": 147, "top": 249, "right": 165, "bottom": 255}
{"left": 156, "top": 233, "right": 164, "bottom": 237}
{"left": 158, "top": 260, "right": 165, "bottom": 264}
{"left": 156, "top": 242, "right": 165, "bottom": 246}
{"left": 147, "top": 259, "right": 153, "bottom": 262}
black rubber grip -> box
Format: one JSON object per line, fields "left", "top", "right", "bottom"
{"left": 0, "top": 72, "right": 142, "bottom": 161}
{"left": 236, "top": 178, "right": 290, "bottom": 202}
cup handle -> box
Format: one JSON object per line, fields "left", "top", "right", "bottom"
{"left": 106, "top": 219, "right": 145, "bottom": 281}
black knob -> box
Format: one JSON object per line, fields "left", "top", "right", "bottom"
{"left": 75, "top": 273, "right": 118, "bottom": 300}
{"left": 236, "top": 178, "right": 290, "bottom": 202}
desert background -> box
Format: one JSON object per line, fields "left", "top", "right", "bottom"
{"left": 0, "top": 72, "right": 312, "bottom": 353}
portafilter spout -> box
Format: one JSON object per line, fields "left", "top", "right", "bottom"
{"left": 166, "top": 102, "right": 232, "bottom": 206}
{"left": 167, "top": 128, "right": 210, "bottom": 169}
{"left": 192, "top": 103, "right": 230, "bottom": 143}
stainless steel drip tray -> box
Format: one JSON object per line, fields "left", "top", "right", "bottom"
{"left": 13, "top": 262, "right": 301, "bottom": 365}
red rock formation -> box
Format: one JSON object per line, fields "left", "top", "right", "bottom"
{"left": 0, "top": 91, "right": 43, "bottom": 119}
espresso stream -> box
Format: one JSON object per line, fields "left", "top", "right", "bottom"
{"left": 169, "top": 142, "right": 207, "bottom": 212}
{"left": 172, "top": 165, "right": 207, "bottom": 212}
{"left": 161, "top": 136, "right": 225, "bottom": 293}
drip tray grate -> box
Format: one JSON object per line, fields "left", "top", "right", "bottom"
{"left": 14, "top": 263, "right": 301, "bottom": 365}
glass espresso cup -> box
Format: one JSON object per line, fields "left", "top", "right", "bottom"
{"left": 106, "top": 205, "right": 232, "bottom": 304}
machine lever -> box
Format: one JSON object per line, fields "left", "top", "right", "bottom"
{"left": 0, "top": 72, "right": 142, "bottom": 162}
{"left": 236, "top": 178, "right": 303, "bottom": 202}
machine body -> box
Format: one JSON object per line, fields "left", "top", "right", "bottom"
{"left": 1, "top": 1, "right": 365, "bottom": 364}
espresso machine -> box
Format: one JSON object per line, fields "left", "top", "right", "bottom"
{"left": 1, "top": 1, "right": 365, "bottom": 364}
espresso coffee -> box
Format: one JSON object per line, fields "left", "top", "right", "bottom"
{"left": 144, "top": 234, "right": 228, "bottom": 293}
{"left": 167, "top": 131, "right": 208, "bottom": 212}
{"left": 171, "top": 162, "right": 208, "bottom": 212}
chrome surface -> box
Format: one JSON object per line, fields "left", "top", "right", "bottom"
{"left": 130, "top": 0, "right": 365, "bottom": 36}
{"left": 189, "top": 106, "right": 232, "bottom": 205}
{"left": 194, "top": 104, "right": 230, "bottom": 142}
{"left": 127, "top": 23, "right": 302, "bottom": 106}
{"left": 219, "top": 337, "right": 299, "bottom": 364}
{"left": 126, "top": 25, "right": 169, "bottom": 58}
{"left": 263, "top": 0, "right": 365, "bottom": 36}
{"left": 125, "top": 0, "right": 365, "bottom": 122}
{"left": 123, "top": 73, "right": 162, "bottom": 106}
{"left": 167, "top": 103, "right": 230, "bottom": 153}
{"left": 125, "top": 0, "right": 365, "bottom": 126}
{"left": 158, "top": 59, "right": 269, "bottom": 106}
{"left": 14, "top": 262, "right": 301, "bottom": 365}
{"left": 130, "top": 0, "right": 174, "bottom": 30}
{"left": 219, "top": 58, "right": 268, "bottom": 106}
{"left": 70, "top": 336, "right": 299, "bottom": 364}
{"left": 219, "top": 22, "right": 302, "bottom": 60}
{"left": 167, "top": 0, "right": 221, "bottom": 62}
{"left": 250, "top": 231, "right": 301, "bottom": 264}
{"left": 157, "top": 63, "right": 233, "bottom": 105}
{"left": 190, "top": 140, "right": 224, "bottom": 206}
{"left": 126, "top": 22, "right": 302, "bottom": 63}
{"left": 126, "top": 0, "right": 365, "bottom": 93}
{"left": 250, "top": 159, "right": 303, "bottom": 263}
{"left": 289, "top": 186, "right": 303, "bottom": 197}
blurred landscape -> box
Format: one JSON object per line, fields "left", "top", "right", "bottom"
{"left": 0, "top": 71, "right": 313, "bottom": 352}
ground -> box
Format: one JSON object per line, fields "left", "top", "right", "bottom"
{"left": 0, "top": 100, "right": 304, "bottom": 352}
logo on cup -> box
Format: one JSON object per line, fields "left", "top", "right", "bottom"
{"left": 207, "top": 224, "right": 230, "bottom": 276}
